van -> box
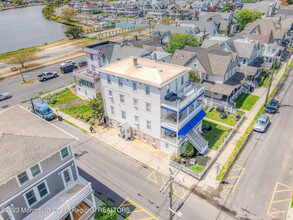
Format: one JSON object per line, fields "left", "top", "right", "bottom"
{"left": 30, "top": 100, "right": 56, "bottom": 120}
{"left": 60, "top": 63, "right": 78, "bottom": 74}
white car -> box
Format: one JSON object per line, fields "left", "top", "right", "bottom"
{"left": 0, "top": 92, "right": 12, "bottom": 101}
{"left": 61, "top": 60, "right": 75, "bottom": 66}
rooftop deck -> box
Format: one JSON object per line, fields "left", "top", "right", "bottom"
{"left": 72, "top": 67, "right": 99, "bottom": 83}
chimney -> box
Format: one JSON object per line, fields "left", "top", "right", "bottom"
{"left": 133, "top": 58, "right": 138, "bottom": 67}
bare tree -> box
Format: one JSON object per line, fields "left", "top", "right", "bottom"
{"left": 60, "top": 7, "right": 77, "bottom": 21}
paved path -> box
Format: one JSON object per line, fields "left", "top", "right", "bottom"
{"left": 204, "top": 117, "right": 234, "bottom": 129}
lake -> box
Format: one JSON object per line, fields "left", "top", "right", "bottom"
{"left": 0, "top": 5, "right": 67, "bottom": 54}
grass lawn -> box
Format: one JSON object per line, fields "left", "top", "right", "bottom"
{"left": 202, "top": 120, "right": 230, "bottom": 150}
{"left": 262, "top": 77, "right": 270, "bottom": 88}
{"left": 188, "top": 164, "right": 205, "bottom": 173}
{"left": 235, "top": 93, "right": 259, "bottom": 111}
{"left": 205, "top": 108, "right": 245, "bottom": 126}
{"left": 47, "top": 90, "right": 83, "bottom": 107}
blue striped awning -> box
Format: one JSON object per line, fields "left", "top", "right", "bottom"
{"left": 161, "top": 126, "right": 176, "bottom": 133}
{"left": 178, "top": 110, "right": 206, "bottom": 138}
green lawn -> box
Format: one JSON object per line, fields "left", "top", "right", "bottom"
{"left": 262, "top": 77, "right": 270, "bottom": 88}
{"left": 205, "top": 108, "right": 245, "bottom": 126}
{"left": 188, "top": 164, "right": 205, "bottom": 173}
{"left": 235, "top": 93, "right": 259, "bottom": 111}
{"left": 202, "top": 120, "right": 230, "bottom": 150}
{"left": 291, "top": 196, "right": 293, "bottom": 208}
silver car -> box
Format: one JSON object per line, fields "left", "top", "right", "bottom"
{"left": 0, "top": 92, "right": 12, "bottom": 101}
{"left": 253, "top": 114, "right": 270, "bottom": 132}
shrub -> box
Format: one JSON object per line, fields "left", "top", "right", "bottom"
{"left": 90, "top": 121, "right": 95, "bottom": 125}
{"left": 171, "top": 154, "right": 181, "bottom": 163}
{"left": 73, "top": 113, "right": 80, "bottom": 118}
{"left": 180, "top": 141, "right": 195, "bottom": 157}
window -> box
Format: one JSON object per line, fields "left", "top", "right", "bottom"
{"left": 133, "top": 82, "right": 137, "bottom": 91}
{"left": 18, "top": 172, "right": 29, "bottom": 185}
{"left": 60, "top": 147, "right": 70, "bottom": 160}
{"left": 135, "top": 115, "right": 139, "bottom": 123}
{"left": 142, "top": 133, "right": 147, "bottom": 142}
{"left": 145, "top": 85, "right": 150, "bottom": 95}
{"left": 121, "top": 110, "right": 126, "bottom": 119}
{"left": 152, "top": 138, "right": 156, "bottom": 144}
{"left": 147, "top": 120, "right": 151, "bottom": 130}
{"left": 90, "top": 54, "right": 93, "bottom": 60}
{"left": 25, "top": 190, "right": 37, "bottom": 207}
{"left": 102, "top": 54, "right": 106, "bottom": 63}
{"left": 110, "top": 106, "right": 115, "bottom": 115}
{"left": 107, "top": 75, "right": 111, "bottom": 84}
{"left": 109, "top": 90, "right": 113, "bottom": 97}
{"left": 175, "top": 79, "right": 178, "bottom": 92}
{"left": 189, "top": 103, "right": 195, "bottom": 113}
{"left": 165, "top": 143, "right": 169, "bottom": 148}
{"left": 167, "top": 84, "right": 170, "bottom": 94}
{"left": 181, "top": 76, "right": 184, "bottom": 85}
{"left": 146, "top": 102, "right": 151, "bottom": 112}
{"left": 37, "top": 182, "right": 48, "bottom": 198}
{"left": 133, "top": 129, "right": 137, "bottom": 138}
{"left": 91, "top": 65, "right": 96, "bottom": 72}
{"left": 133, "top": 98, "right": 138, "bottom": 109}
{"left": 120, "top": 94, "right": 125, "bottom": 103}
{"left": 30, "top": 164, "right": 41, "bottom": 178}
{"left": 118, "top": 78, "right": 123, "bottom": 87}
{"left": 61, "top": 168, "right": 73, "bottom": 187}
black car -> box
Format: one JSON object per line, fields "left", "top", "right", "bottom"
{"left": 60, "top": 63, "right": 78, "bottom": 74}
{"left": 37, "top": 72, "right": 58, "bottom": 81}
{"left": 266, "top": 100, "right": 279, "bottom": 113}
{"left": 78, "top": 61, "right": 87, "bottom": 67}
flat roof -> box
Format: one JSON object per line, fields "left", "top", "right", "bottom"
{"left": 99, "top": 57, "right": 191, "bottom": 87}
{"left": 0, "top": 106, "right": 77, "bottom": 184}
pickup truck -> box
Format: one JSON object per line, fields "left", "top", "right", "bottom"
{"left": 37, "top": 72, "right": 58, "bottom": 81}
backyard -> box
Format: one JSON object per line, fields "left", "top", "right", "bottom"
{"left": 44, "top": 89, "right": 94, "bottom": 124}
{"left": 205, "top": 107, "right": 245, "bottom": 126}
{"left": 235, "top": 93, "right": 259, "bottom": 111}
{"left": 202, "top": 120, "right": 230, "bottom": 150}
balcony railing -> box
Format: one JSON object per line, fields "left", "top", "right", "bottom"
{"left": 161, "top": 82, "right": 204, "bottom": 112}
{"left": 73, "top": 67, "right": 99, "bottom": 80}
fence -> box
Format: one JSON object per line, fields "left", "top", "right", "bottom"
{"left": 170, "top": 115, "right": 246, "bottom": 180}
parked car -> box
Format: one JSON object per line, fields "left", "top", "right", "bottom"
{"left": 30, "top": 99, "right": 56, "bottom": 120}
{"left": 78, "top": 61, "right": 87, "bottom": 68}
{"left": 253, "top": 114, "right": 270, "bottom": 132}
{"left": 0, "top": 92, "right": 12, "bottom": 101}
{"left": 266, "top": 100, "right": 279, "bottom": 113}
{"left": 61, "top": 60, "right": 75, "bottom": 66}
{"left": 37, "top": 72, "right": 58, "bottom": 81}
{"left": 60, "top": 63, "right": 78, "bottom": 74}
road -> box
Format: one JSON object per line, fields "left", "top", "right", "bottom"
{"left": 217, "top": 70, "right": 293, "bottom": 220}
{"left": 51, "top": 119, "right": 229, "bottom": 220}
{"left": 0, "top": 56, "right": 85, "bottom": 107}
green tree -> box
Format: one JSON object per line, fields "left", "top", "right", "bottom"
{"left": 168, "top": 33, "right": 200, "bottom": 54}
{"left": 236, "top": 9, "right": 262, "bottom": 31}
{"left": 189, "top": 71, "right": 201, "bottom": 83}
{"left": 180, "top": 142, "right": 195, "bottom": 157}
{"left": 13, "top": 0, "right": 23, "bottom": 5}
{"left": 65, "top": 26, "right": 83, "bottom": 39}
{"left": 42, "top": 5, "right": 55, "bottom": 19}
{"left": 222, "top": 3, "right": 230, "bottom": 12}
{"left": 89, "top": 93, "right": 105, "bottom": 120}
{"left": 94, "top": 204, "right": 117, "bottom": 220}
{"left": 60, "top": 7, "right": 77, "bottom": 21}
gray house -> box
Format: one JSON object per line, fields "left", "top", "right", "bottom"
{"left": 0, "top": 106, "right": 96, "bottom": 220}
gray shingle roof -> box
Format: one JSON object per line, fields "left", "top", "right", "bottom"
{"left": 0, "top": 106, "right": 77, "bottom": 184}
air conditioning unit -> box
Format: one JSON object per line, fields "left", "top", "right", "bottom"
{"left": 134, "top": 122, "right": 139, "bottom": 125}
{"left": 109, "top": 96, "right": 113, "bottom": 99}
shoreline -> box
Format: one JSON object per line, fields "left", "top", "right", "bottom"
{"left": 0, "top": 3, "right": 44, "bottom": 12}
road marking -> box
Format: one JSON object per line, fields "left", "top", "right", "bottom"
{"left": 118, "top": 198, "right": 159, "bottom": 220}
{"left": 221, "top": 164, "right": 245, "bottom": 195}
{"left": 147, "top": 171, "right": 158, "bottom": 184}
{"left": 232, "top": 167, "right": 245, "bottom": 193}
{"left": 267, "top": 182, "right": 293, "bottom": 218}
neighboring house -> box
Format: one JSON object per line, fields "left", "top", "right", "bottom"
{"left": 242, "top": 2, "right": 278, "bottom": 17}
{"left": 0, "top": 105, "right": 96, "bottom": 220}
{"left": 99, "top": 57, "right": 208, "bottom": 155}
{"left": 176, "top": 20, "right": 218, "bottom": 37}
{"left": 170, "top": 4, "right": 193, "bottom": 19}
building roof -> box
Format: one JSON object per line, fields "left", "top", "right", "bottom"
{"left": 219, "top": 20, "right": 230, "bottom": 31}
{"left": 99, "top": 56, "right": 191, "bottom": 87}
{"left": 0, "top": 106, "right": 77, "bottom": 184}
{"left": 172, "top": 49, "right": 197, "bottom": 66}
{"left": 204, "top": 81, "right": 235, "bottom": 96}
{"left": 233, "top": 38, "right": 258, "bottom": 58}
{"left": 152, "top": 24, "right": 193, "bottom": 35}
{"left": 242, "top": 2, "right": 273, "bottom": 14}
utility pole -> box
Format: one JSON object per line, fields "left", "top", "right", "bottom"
{"left": 264, "top": 58, "right": 276, "bottom": 107}
{"left": 160, "top": 168, "right": 182, "bottom": 220}
{"left": 30, "top": 98, "right": 35, "bottom": 113}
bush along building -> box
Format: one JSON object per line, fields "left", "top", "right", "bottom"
{"left": 0, "top": 106, "right": 96, "bottom": 220}
{"left": 99, "top": 57, "right": 208, "bottom": 156}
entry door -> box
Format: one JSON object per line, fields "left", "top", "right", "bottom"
{"left": 61, "top": 167, "right": 73, "bottom": 188}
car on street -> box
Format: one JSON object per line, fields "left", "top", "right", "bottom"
{"left": 60, "top": 63, "right": 78, "bottom": 74}
{"left": 0, "top": 92, "right": 12, "bottom": 101}
{"left": 61, "top": 60, "right": 75, "bottom": 66}
{"left": 37, "top": 72, "right": 58, "bottom": 81}
{"left": 266, "top": 100, "right": 280, "bottom": 114}
{"left": 78, "top": 61, "right": 87, "bottom": 68}
{"left": 30, "top": 99, "right": 56, "bottom": 120}
{"left": 253, "top": 114, "right": 270, "bottom": 132}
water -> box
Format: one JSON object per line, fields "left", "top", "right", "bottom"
{"left": 0, "top": 5, "right": 67, "bottom": 54}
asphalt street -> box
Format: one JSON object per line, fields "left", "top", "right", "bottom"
{"left": 217, "top": 69, "right": 293, "bottom": 220}
{"left": 0, "top": 56, "right": 85, "bottom": 106}
{"left": 51, "top": 119, "right": 227, "bottom": 220}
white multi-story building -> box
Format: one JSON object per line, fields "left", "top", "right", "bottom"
{"left": 99, "top": 57, "right": 208, "bottom": 155}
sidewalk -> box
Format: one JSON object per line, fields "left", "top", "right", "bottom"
{"left": 287, "top": 206, "right": 293, "bottom": 220}
{"left": 198, "top": 57, "right": 292, "bottom": 190}
{"left": 56, "top": 110, "right": 199, "bottom": 189}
